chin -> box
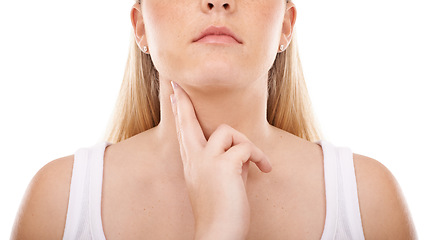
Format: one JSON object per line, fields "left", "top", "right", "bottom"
{"left": 185, "top": 64, "right": 246, "bottom": 90}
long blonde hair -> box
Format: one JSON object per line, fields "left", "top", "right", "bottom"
{"left": 104, "top": 5, "right": 322, "bottom": 143}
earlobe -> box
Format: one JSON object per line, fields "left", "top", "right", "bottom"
{"left": 130, "top": 3, "right": 147, "bottom": 49}
{"left": 279, "top": 2, "right": 297, "bottom": 52}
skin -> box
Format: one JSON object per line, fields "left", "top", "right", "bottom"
{"left": 134, "top": 0, "right": 295, "bottom": 148}
{"left": 170, "top": 81, "right": 273, "bottom": 238}
{"left": 132, "top": 0, "right": 296, "bottom": 237}
{"left": 10, "top": 0, "right": 418, "bottom": 239}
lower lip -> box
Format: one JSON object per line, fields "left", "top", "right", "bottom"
{"left": 195, "top": 35, "right": 240, "bottom": 44}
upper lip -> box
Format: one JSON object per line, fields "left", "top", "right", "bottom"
{"left": 193, "top": 26, "right": 243, "bottom": 44}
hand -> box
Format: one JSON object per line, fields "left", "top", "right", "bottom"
{"left": 169, "top": 81, "right": 272, "bottom": 240}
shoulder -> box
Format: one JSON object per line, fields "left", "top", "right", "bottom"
{"left": 352, "top": 153, "right": 418, "bottom": 239}
{"left": 10, "top": 155, "right": 74, "bottom": 239}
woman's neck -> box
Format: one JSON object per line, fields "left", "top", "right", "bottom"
{"left": 155, "top": 75, "right": 273, "bottom": 153}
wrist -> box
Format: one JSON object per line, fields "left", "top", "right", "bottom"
{"left": 194, "top": 222, "right": 247, "bottom": 240}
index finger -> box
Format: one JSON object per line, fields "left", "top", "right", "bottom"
{"left": 170, "top": 81, "right": 207, "bottom": 151}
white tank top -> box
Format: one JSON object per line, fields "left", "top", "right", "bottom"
{"left": 62, "top": 140, "right": 365, "bottom": 240}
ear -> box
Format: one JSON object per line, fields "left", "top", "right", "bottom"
{"left": 130, "top": 3, "right": 147, "bottom": 51}
{"left": 279, "top": 2, "right": 297, "bottom": 52}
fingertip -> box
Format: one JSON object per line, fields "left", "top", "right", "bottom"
{"left": 170, "top": 94, "right": 177, "bottom": 116}
{"left": 263, "top": 167, "right": 272, "bottom": 173}
{"left": 170, "top": 93, "right": 176, "bottom": 105}
{"left": 255, "top": 158, "right": 273, "bottom": 173}
{"left": 267, "top": 158, "right": 272, "bottom": 171}
{"left": 263, "top": 157, "right": 273, "bottom": 173}
{"left": 266, "top": 164, "right": 273, "bottom": 173}
{"left": 171, "top": 81, "right": 180, "bottom": 91}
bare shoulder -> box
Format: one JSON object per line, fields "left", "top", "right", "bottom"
{"left": 353, "top": 153, "right": 418, "bottom": 239}
{"left": 10, "top": 155, "right": 74, "bottom": 239}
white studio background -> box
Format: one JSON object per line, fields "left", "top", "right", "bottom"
{"left": 0, "top": 0, "right": 423, "bottom": 238}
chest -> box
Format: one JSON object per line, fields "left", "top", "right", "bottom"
{"left": 101, "top": 170, "right": 326, "bottom": 239}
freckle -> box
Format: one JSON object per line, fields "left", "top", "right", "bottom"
{"left": 273, "top": 204, "right": 276, "bottom": 208}
{"left": 267, "top": 198, "right": 269, "bottom": 201}
{"left": 144, "top": 208, "right": 146, "bottom": 211}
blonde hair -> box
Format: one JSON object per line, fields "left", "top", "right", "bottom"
{"left": 104, "top": 3, "right": 322, "bottom": 143}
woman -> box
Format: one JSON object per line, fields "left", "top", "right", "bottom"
{"left": 11, "top": 0, "right": 417, "bottom": 239}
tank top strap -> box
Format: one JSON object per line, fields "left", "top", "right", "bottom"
{"left": 316, "top": 140, "right": 365, "bottom": 240}
{"left": 63, "top": 141, "right": 112, "bottom": 240}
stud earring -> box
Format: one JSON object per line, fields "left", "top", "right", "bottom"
{"left": 142, "top": 46, "right": 148, "bottom": 53}
{"left": 280, "top": 45, "right": 285, "bottom": 52}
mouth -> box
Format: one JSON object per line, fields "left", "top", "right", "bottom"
{"left": 193, "top": 26, "right": 243, "bottom": 44}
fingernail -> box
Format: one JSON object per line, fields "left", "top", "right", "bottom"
{"left": 170, "top": 94, "right": 176, "bottom": 105}
{"left": 171, "top": 81, "right": 179, "bottom": 91}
